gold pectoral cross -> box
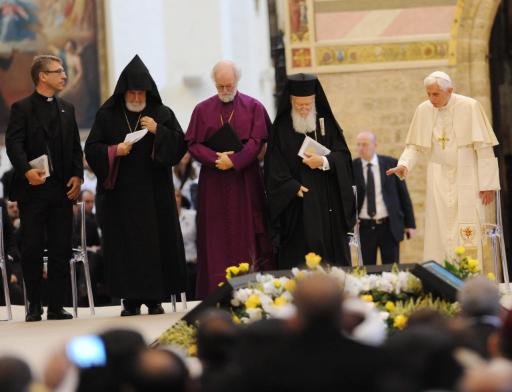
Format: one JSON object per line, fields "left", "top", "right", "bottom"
{"left": 438, "top": 133, "right": 449, "bottom": 149}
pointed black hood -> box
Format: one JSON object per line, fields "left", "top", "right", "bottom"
{"left": 101, "top": 55, "right": 162, "bottom": 108}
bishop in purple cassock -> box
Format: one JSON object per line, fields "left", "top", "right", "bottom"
{"left": 186, "top": 60, "right": 273, "bottom": 298}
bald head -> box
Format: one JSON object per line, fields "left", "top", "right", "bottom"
{"left": 356, "top": 131, "right": 377, "bottom": 161}
{"left": 294, "top": 274, "right": 343, "bottom": 329}
{"left": 211, "top": 60, "right": 240, "bottom": 103}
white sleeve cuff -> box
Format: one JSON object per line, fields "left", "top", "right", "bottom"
{"left": 320, "top": 156, "right": 330, "bottom": 171}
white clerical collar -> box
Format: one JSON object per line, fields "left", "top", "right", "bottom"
{"left": 362, "top": 154, "right": 378, "bottom": 167}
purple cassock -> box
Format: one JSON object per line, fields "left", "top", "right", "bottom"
{"left": 186, "top": 92, "right": 274, "bottom": 298}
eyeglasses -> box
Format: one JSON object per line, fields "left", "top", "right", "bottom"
{"left": 43, "top": 68, "right": 66, "bottom": 74}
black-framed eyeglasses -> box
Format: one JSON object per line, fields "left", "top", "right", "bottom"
{"left": 43, "top": 68, "right": 66, "bottom": 74}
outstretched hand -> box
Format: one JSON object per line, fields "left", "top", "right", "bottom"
{"left": 386, "top": 165, "right": 408, "bottom": 180}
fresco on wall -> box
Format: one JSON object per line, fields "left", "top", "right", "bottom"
{"left": 0, "top": 0, "right": 104, "bottom": 132}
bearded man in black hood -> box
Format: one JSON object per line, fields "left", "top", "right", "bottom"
{"left": 85, "top": 55, "right": 187, "bottom": 316}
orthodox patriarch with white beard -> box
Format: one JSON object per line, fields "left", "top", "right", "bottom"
{"left": 265, "top": 73, "right": 355, "bottom": 268}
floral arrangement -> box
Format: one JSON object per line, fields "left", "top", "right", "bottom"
{"left": 158, "top": 253, "right": 464, "bottom": 351}
{"left": 157, "top": 320, "right": 197, "bottom": 356}
{"left": 444, "top": 246, "right": 481, "bottom": 280}
{"left": 228, "top": 253, "right": 445, "bottom": 331}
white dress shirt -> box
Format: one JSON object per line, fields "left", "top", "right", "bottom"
{"left": 359, "top": 154, "right": 388, "bottom": 220}
{"left": 179, "top": 208, "right": 197, "bottom": 262}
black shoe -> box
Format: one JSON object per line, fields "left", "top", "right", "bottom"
{"left": 120, "top": 306, "right": 141, "bottom": 317}
{"left": 147, "top": 304, "right": 164, "bottom": 315}
{"left": 47, "top": 308, "right": 73, "bottom": 320}
{"left": 26, "top": 303, "right": 43, "bottom": 322}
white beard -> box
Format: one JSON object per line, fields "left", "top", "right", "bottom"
{"left": 125, "top": 101, "right": 146, "bottom": 112}
{"left": 292, "top": 108, "right": 317, "bottom": 134}
{"left": 218, "top": 91, "right": 237, "bottom": 103}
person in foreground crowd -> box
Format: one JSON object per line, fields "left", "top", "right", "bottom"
{"left": 186, "top": 60, "right": 272, "bottom": 297}
{"left": 387, "top": 71, "right": 500, "bottom": 264}
{"left": 6, "top": 54, "right": 83, "bottom": 322}
{"left": 85, "top": 55, "right": 187, "bottom": 316}
{"left": 265, "top": 73, "right": 355, "bottom": 268}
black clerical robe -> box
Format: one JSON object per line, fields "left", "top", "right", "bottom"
{"left": 265, "top": 115, "right": 355, "bottom": 268}
{"left": 85, "top": 103, "right": 187, "bottom": 299}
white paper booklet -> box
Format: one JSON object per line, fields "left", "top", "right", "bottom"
{"left": 298, "top": 135, "right": 331, "bottom": 158}
{"left": 29, "top": 154, "right": 50, "bottom": 178}
{"left": 124, "top": 128, "right": 148, "bottom": 144}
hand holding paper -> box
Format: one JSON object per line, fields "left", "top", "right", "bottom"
{"left": 298, "top": 135, "right": 331, "bottom": 159}
{"left": 124, "top": 128, "right": 148, "bottom": 145}
{"left": 27, "top": 154, "right": 50, "bottom": 185}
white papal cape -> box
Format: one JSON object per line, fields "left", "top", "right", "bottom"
{"left": 398, "top": 93, "right": 500, "bottom": 264}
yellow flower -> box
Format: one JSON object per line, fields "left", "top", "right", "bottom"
{"left": 284, "top": 279, "right": 297, "bottom": 292}
{"left": 225, "top": 266, "right": 240, "bottom": 279}
{"left": 232, "top": 314, "right": 241, "bottom": 324}
{"left": 487, "top": 272, "right": 496, "bottom": 281}
{"left": 245, "top": 294, "right": 261, "bottom": 309}
{"left": 393, "top": 314, "right": 408, "bottom": 330}
{"left": 274, "top": 296, "right": 288, "bottom": 306}
{"left": 305, "top": 252, "right": 322, "bottom": 269}
{"left": 455, "top": 246, "right": 466, "bottom": 256}
{"left": 188, "top": 344, "right": 197, "bottom": 356}
{"left": 273, "top": 279, "right": 282, "bottom": 289}
{"left": 360, "top": 294, "right": 373, "bottom": 302}
{"left": 385, "top": 301, "right": 395, "bottom": 312}
{"left": 238, "top": 262, "right": 250, "bottom": 273}
{"left": 468, "top": 259, "right": 480, "bottom": 273}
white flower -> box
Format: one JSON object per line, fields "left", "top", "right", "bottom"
{"left": 246, "top": 307, "right": 263, "bottom": 322}
{"left": 233, "top": 288, "right": 253, "bottom": 304}
{"left": 262, "top": 281, "right": 278, "bottom": 296}
{"left": 267, "top": 303, "right": 296, "bottom": 319}
{"left": 328, "top": 266, "right": 346, "bottom": 282}
{"left": 344, "top": 275, "right": 363, "bottom": 297}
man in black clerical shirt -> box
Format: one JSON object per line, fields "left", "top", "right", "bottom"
{"left": 5, "top": 55, "right": 83, "bottom": 321}
{"left": 265, "top": 74, "right": 355, "bottom": 268}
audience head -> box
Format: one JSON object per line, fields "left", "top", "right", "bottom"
{"left": 99, "top": 329, "right": 146, "bottom": 388}
{"left": 6, "top": 200, "right": 19, "bottom": 220}
{"left": 0, "top": 356, "right": 32, "bottom": 392}
{"left": 500, "top": 310, "right": 512, "bottom": 360}
{"left": 458, "top": 276, "right": 500, "bottom": 318}
{"left": 459, "top": 358, "right": 512, "bottom": 392}
{"left": 79, "top": 190, "right": 95, "bottom": 214}
{"left": 211, "top": 60, "right": 240, "bottom": 103}
{"left": 294, "top": 274, "right": 343, "bottom": 330}
{"left": 128, "top": 348, "right": 189, "bottom": 392}
{"left": 197, "top": 308, "right": 237, "bottom": 368}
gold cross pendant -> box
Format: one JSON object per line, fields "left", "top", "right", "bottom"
{"left": 438, "top": 133, "right": 449, "bottom": 149}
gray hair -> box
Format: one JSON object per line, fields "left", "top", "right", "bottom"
{"left": 457, "top": 276, "right": 500, "bottom": 317}
{"left": 424, "top": 71, "right": 453, "bottom": 91}
{"left": 211, "top": 60, "right": 241, "bottom": 83}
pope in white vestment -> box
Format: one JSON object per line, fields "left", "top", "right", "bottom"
{"left": 387, "top": 71, "right": 500, "bottom": 264}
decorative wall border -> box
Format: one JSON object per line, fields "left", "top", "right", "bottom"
{"left": 285, "top": 0, "right": 464, "bottom": 74}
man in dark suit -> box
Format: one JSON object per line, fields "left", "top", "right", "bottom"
{"left": 5, "top": 55, "right": 83, "bottom": 321}
{"left": 353, "top": 131, "right": 415, "bottom": 264}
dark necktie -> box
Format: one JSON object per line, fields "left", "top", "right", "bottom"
{"left": 366, "top": 162, "right": 376, "bottom": 217}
